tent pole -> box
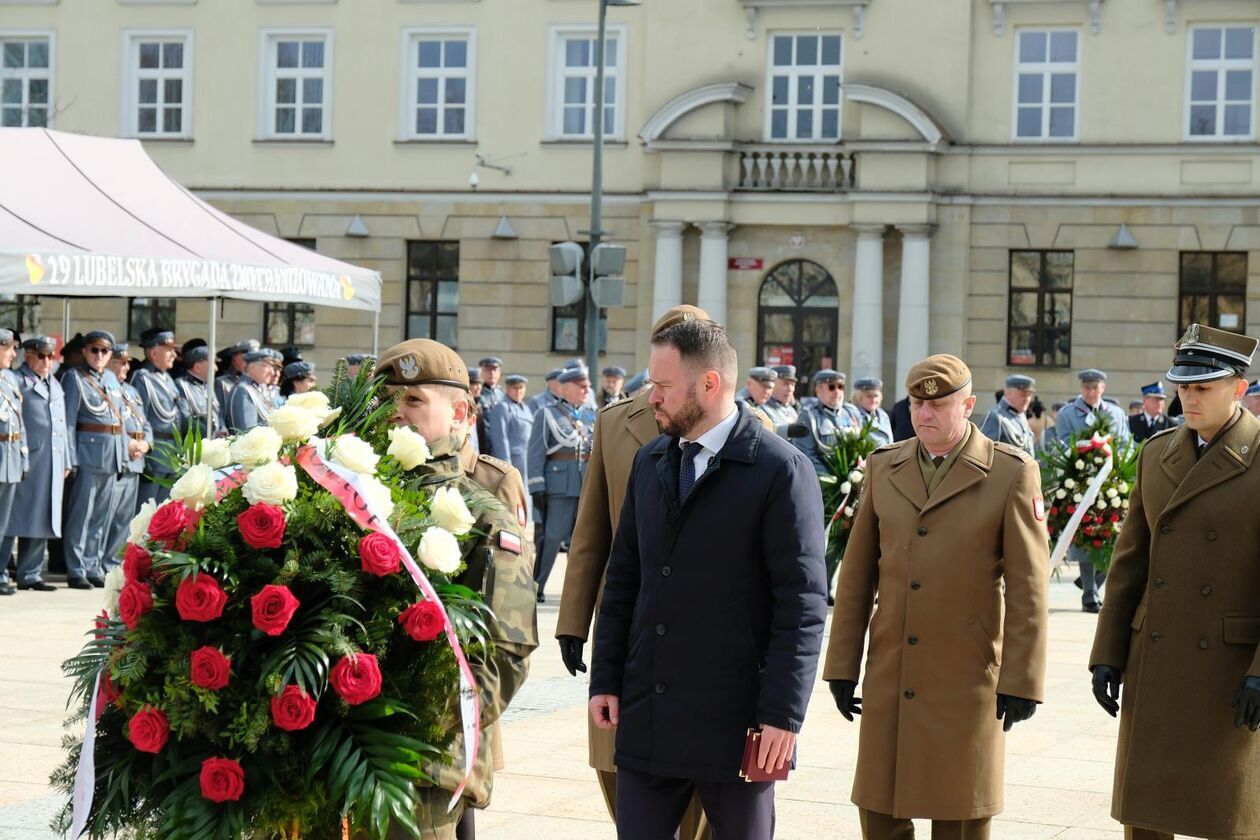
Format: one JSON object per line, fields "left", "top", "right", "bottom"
{"left": 207, "top": 297, "right": 217, "bottom": 438}
{"left": 372, "top": 309, "right": 379, "bottom": 356}
{"left": 62, "top": 298, "right": 70, "bottom": 342}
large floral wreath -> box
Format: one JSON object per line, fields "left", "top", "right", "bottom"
{"left": 53, "top": 371, "right": 496, "bottom": 839}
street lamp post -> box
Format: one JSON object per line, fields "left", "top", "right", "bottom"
{"left": 581, "top": 0, "right": 638, "bottom": 377}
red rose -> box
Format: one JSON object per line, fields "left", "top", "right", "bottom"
{"left": 237, "top": 503, "right": 287, "bottom": 550}
{"left": 1048, "top": 507, "right": 1058, "bottom": 517}
{"left": 147, "top": 501, "right": 197, "bottom": 543}
{"left": 1066, "top": 505, "right": 1076, "bottom": 514}
{"left": 358, "top": 532, "right": 401, "bottom": 576}
{"left": 251, "top": 584, "right": 301, "bottom": 636}
{"left": 118, "top": 581, "right": 154, "bottom": 630}
{"left": 176, "top": 575, "right": 228, "bottom": 623}
{"left": 199, "top": 757, "right": 245, "bottom": 803}
{"left": 398, "top": 600, "right": 445, "bottom": 642}
{"left": 123, "top": 544, "right": 152, "bottom": 582}
{"left": 1110, "top": 514, "right": 1121, "bottom": 523}
{"left": 127, "top": 706, "right": 170, "bottom": 754}
{"left": 270, "top": 685, "right": 318, "bottom": 731}
{"left": 329, "top": 653, "right": 382, "bottom": 706}
{"left": 190, "top": 646, "right": 231, "bottom": 690}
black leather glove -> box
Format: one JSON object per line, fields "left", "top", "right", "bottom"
{"left": 1091, "top": 665, "right": 1122, "bottom": 717}
{"left": 996, "top": 694, "right": 1038, "bottom": 732}
{"left": 1234, "top": 676, "right": 1260, "bottom": 731}
{"left": 531, "top": 492, "right": 547, "bottom": 519}
{"left": 558, "top": 635, "right": 587, "bottom": 677}
{"left": 828, "top": 679, "right": 862, "bottom": 722}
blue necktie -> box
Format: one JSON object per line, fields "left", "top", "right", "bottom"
{"left": 679, "top": 441, "right": 704, "bottom": 503}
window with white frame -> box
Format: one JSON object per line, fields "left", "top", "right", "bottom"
{"left": 1014, "top": 30, "right": 1079, "bottom": 140}
{"left": 549, "top": 26, "right": 625, "bottom": 139}
{"left": 260, "top": 30, "right": 332, "bottom": 139}
{"left": 404, "top": 29, "right": 474, "bottom": 139}
{"left": 124, "top": 33, "right": 192, "bottom": 138}
{"left": 1, "top": 35, "right": 52, "bottom": 128}
{"left": 1186, "top": 26, "right": 1256, "bottom": 139}
{"left": 766, "top": 33, "right": 842, "bottom": 142}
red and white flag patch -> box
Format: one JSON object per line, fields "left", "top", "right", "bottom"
{"left": 499, "top": 531, "right": 523, "bottom": 555}
{"left": 1033, "top": 497, "right": 1045, "bottom": 521}
{"left": 517, "top": 505, "right": 527, "bottom": 528}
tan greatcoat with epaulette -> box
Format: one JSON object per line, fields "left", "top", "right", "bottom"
{"left": 1090, "top": 409, "right": 1260, "bottom": 839}
{"left": 824, "top": 423, "right": 1050, "bottom": 820}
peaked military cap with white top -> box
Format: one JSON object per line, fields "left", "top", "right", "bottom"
{"left": 376, "top": 339, "right": 470, "bottom": 391}
{"left": 1166, "top": 322, "right": 1258, "bottom": 383}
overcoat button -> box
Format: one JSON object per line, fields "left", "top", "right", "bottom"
{"left": 1160, "top": 525, "right": 1172, "bottom": 535}
{"left": 655, "top": 624, "right": 667, "bottom": 636}
{"left": 908, "top": 635, "right": 919, "bottom": 645}
{"left": 661, "top": 565, "right": 672, "bottom": 577}
{"left": 904, "top": 689, "right": 916, "bottom": 699}
{"left": 1199, "top": 639, "right": 1209, "bottom": 650}
{"left": 1201, "top": 586, "right": 1212, "bottom": 597}
{"left": 1207, "top": 530, "right": 1217, "bottom": 541}
{"left": 1154, "top": 578, "right": 1165, "bottom": 588}
{"left": 655, "top": 683, "right": 666, "bottom": 694}
{"left": 1150, "top": 632, "right": 1161, "bottom": 642}
{"left": 910, "top": 580, "right": 922, "bottom": 590}
{"left": 917, "top": 527, "right": 928, "bottom": 537}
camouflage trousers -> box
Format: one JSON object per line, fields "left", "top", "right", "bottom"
{"left": 384, "top": 793, "right": 471, "bottom": 840}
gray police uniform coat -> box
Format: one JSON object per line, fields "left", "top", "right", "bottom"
{"left": 226, "top": 378, "right": 273, "bottom": 433}
{"left": 1052, "top": 397, "right": 1132, "bottom": 446}
{"left": 488, "top": 397, "right": 534, "bottom": 516}
{"left": 6, "top": 363, "right": 68, "bottom": 538}
{"left": 527, "top": 400, "right": 592, "bottom": 596}
{"left": 0, "top": 369, "right": 29, "bottom": 529}
{"left": 794, "top": 402, "right": 861, "bottom": 476}
{"left": 979, "top": 398, "right": 1036, "bottom": 457}
{"left": 526, "top": 390, "right": 559, "bottom": 415}
{"left": 177, "top": 374, "right": 222, "bottom": 437}
{"left": 61, "top": 366, "right": 128, "bottom": 580}
{"left": 853, "top": 405, "right": 894, "bottom": 448}
{"left": 214, "top": 370, "right": 241, "bottom": 410}
{"left": 132, "top": 362, "right": 185, "bottom": 504}
{"left": 102, "top": 380, "right": 152, "bottom": 569}
{"left": 763, "top": 397, "right": 799, "bottom": 436}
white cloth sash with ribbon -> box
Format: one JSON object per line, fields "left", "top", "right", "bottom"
{"left": 1049, "top": 435, "right": 1115, "bottom": 568}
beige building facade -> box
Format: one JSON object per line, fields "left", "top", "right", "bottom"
{"left": 1, "top": 0, "right": 1258, "bottom": 402}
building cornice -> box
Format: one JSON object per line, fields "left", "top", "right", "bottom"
{"left": 990, "top": 0, "right": 1103, "bottom": 37}
{"left": 737, "top": 0, "right": 870, "bottom": 41}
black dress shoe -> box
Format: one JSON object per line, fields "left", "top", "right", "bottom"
{"left": 1083, "top": 603, "right": 1101, "bottom": 614}
{"left": 0, "top": 584, "right": 15, "bottom": 596}
{"left": 536, "top": 592, "right": 546, "bottom": 604}
{"left": 67, "top": 578, "right": 93, "bottom": 590}
{"left": 87, "top": 576, "right": 106, "bottom": 588}
{"left": 17, "top": 580, "right": 57, "bottom": 592}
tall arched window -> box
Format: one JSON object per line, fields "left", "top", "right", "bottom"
{"left": 756, "top": 259, "right": 838, "bottom": 384}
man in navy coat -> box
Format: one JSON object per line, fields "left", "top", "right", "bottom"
{"left": 589, "top": 319, "right": 827, "bottom": 838}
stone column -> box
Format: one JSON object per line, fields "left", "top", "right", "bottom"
{"left": 850, "top": 224, "right": 885, "bottom": 382}
{"left": 697, "top": 222, "right": 733, "bottom": 327}
{"left": 649, "top": 221, "right": 685, "bottom": 320}
{"left": 894, "top": 225, "right": 934, "bottom": 395}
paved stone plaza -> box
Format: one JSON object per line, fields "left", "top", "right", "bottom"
{"left": 0, "top": 558, "right": 1124, "bottom": 839}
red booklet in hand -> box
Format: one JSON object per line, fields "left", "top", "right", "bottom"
{"left": 738, "top": 728, "right": 791, "bottom": 783}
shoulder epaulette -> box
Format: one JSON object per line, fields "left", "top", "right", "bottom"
{"left": 993, "top": 441, "right": 1034, "bottom": 462}
{"left": 475, "top": 453, "right": 513, "bottom": 476}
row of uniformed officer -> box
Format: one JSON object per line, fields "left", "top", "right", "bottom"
{"left": 0, "top": 330, "right": 30, "bottom": 596}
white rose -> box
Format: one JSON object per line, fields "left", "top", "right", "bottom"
{"left": 843, "top": 506, "right": 855, "bottom": 518}
{"left": 128, "top": 500, "right": 158, "bottom": 544}
{"left": 169, "top": 464, "right": 217, "bottom": 510}
{"left": 359, "top": 475, "right": 395, "bottom": 520}
{"left": 1094, "top": 456, "right": 1104, "bottom": 465}
{"left": 1122, "top": 499, "right": 1130, "bottom": 509}
{"left": 1118, "top": 482, "right": 1129, "bottom": 494}
{"left": 1063, "top": 478, "right": 1076, "bottom": 490}
{"left": 431, "top": 486, "right": 476, "bottom": 536}
{"left": 1111, "top": 496, "right": 1122, "bottom": 508}
{"left": 387, "top": 425, "right": 431, "bottom": 469}
{"left": 418, "top": 527, "right": 462, "bottom": 575}
{"left": 103, "top": 566, "right": 126, "bottom": 616}
{"left": 199, "top": 438, "right": 232, "bottom": 469}
{"left": 1054, "top": 468, "right": 1064, "bottom": 478}
{"left": 1073, "top": 493, "right": 1083, "bottom": 503}
{"left": 230, "top": 426, "right": 283, "bottom": 466}
{"left": 268, "top": 405, "right": 320, "bottom": 443}
{"left": 848, "top": 470, "right": 863, "bottom": 484}
{"left": 839, "top": 481, "right": 852, "bottom": 496}
{"left": 1105, "top": 487, "right": 1118, "bottom": 498}
{"left": 1055, "top": 488, "right": 1067, "bottom": 500}
{"left": 1074, "top": 460, "right": 1085, "bottom": 470}
{"left": 1095, "top": 497, "right": 1107, "bottom": 509}
{"left": 330, "top": 434, "right": 380, "bottom": 476}
{"left": 242, "top": 462, "right": 299, "bottom": 506}
{"left": 285, "top": 391, "right": 342, "bottom": 427}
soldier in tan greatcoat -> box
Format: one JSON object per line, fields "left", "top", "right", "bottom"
{"left": 823, "top": 354, "right": 1050, "bottom": 840}
{"left": 1090, "top": 324, "right": 1260, "bottom": 840}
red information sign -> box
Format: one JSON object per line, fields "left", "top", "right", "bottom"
{"left": 728, "top": 257, "right": 764, "bottom": 271}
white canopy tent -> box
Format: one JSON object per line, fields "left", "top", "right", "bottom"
{"left": 0, "top": 128, "right": 383, "bottom": 432}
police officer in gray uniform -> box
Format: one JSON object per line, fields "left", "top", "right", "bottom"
{"left": 61, "top": 330, "right": 127, "bottom": 589}
{"left": 177, "top": 345, "right": 222, "bottom": 436}
{"left": 226, "top": 349, "right": 278, "bottom": 432}
{"left": 0, "top": 329, "right": 28, "bottom": 596}
{"left": 979, "top": 374, "right": 1037, "bottom": 457}
{"left": 763, "top": 364, "right": 800, "bottom": 436}
{"left": 851, "top": 376, "right": 894, "bottom": 448}
{"left": 488, "top": 374, "right": 534, "bottom": 517}
{"left": 478, "top": 356, "right": 505, "bottom": 414}
{"left": 131, "top": 328, "right": 186, "bottom": 505}
{"left": 0, "top": 336, "right": 68, "bottom": 593}
{"left": 102, "top": 344, "right": 152, "bottom": 571}
{"left": 1053, "top": 368, "right": 1132, "bottom": 613}
{"left": 794, "top": 369, "right": 861, "bottom": 476}
{"left": 214, "top": 339, "right": 258, "bottom": 408}
{"left": 527, "top": 369, "right": 563, "bottom": 414}
{"left": 527, "top": 366, "right": 593, "bottom": 603}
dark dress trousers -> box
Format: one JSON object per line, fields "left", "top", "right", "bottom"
{"left": 590, "top": 402, "right": 827, "bottom": 834}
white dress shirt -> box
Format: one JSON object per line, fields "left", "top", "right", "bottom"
{"left": 679, "top": 405, "right": 740, "bottom": 480}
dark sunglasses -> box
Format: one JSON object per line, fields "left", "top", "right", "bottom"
{"left": 88, "top": 347, "right": 112, "bottom": 355}
{"left": 32, "top": 352, "right": 55, "bottom": 360}
{"left": 823, "top": 382, "right": 844, "bottom": 391}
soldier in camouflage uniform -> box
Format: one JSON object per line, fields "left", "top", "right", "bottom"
{"left": 376, "top": 338, "right": 538, "bottom": 840}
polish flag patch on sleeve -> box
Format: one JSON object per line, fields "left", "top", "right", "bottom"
{"left": 1033, "top": 497, "right": 1046, "bottom": 521}
{"left": 499, "top": 531, "right": 523, "bottom": 555}
{"left": 517, "top": 505, "right": 527, "bottom": 528}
